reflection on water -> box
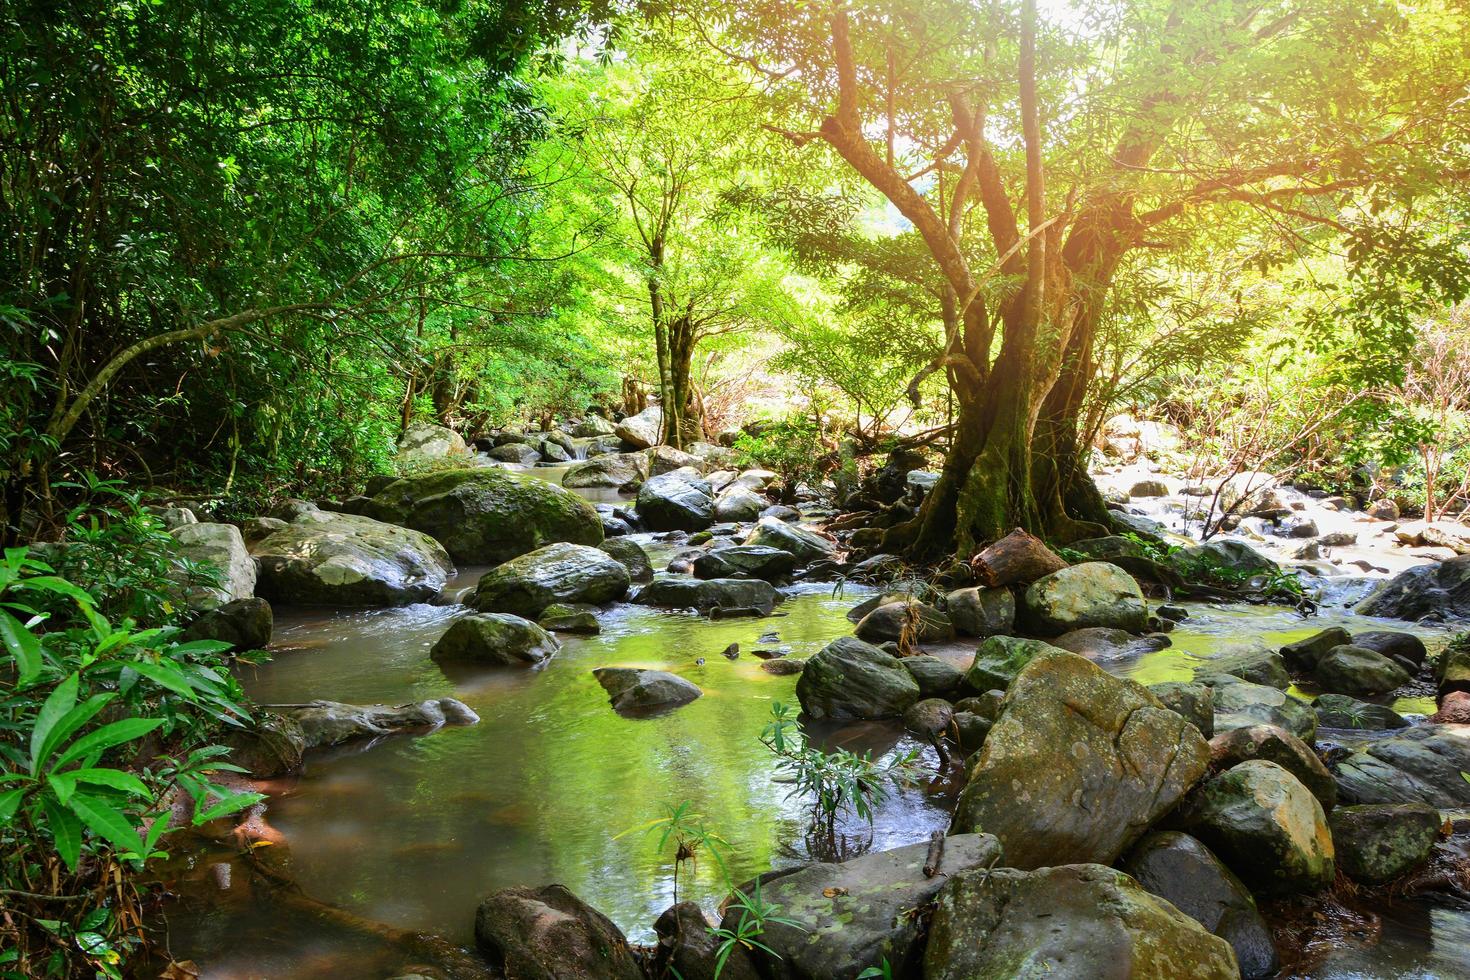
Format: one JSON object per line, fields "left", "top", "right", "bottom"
{"left": 166, "top": 548, "right": 1468, "bottom": 976}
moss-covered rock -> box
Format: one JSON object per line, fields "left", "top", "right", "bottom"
{"left": 1333, "top": 724, "right": 1470, "bottom": 807}
{"left": 961, "top": 635, "right": 1064, "bottom": 694}
{"left": 1314, "top": 644, "right": 1411, "bottom": 697}
{"left": 1021, "top": 561, "right": 1147, "bottom": 635}
{"left": 1329, "top": 803, "right": 1441, "bottom": 885}
{"left": 795, "top": 636, "right": 920, "bottom": 721}
{"left": 471, "top": 543, "right": 630, "bottom": 618}
{"left": 944, "top": 585, "right": 1015, "bottom": 638}
{"left": 253, "top": 510, "right": 453, "bottom": 607}
{"left": 431, "top": 613, "right": 560, "bottom": 665}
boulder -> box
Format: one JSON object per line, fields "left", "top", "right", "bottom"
{"left": 691, "top": 546, "right": 796, "bottom": 582}
{"left": 471, "top": 543, "right": 630, "bottom": 618}
{"left": 795, "top": 637, "right": 920, "bottom": 721}
{"left": 488, "top": 442, "right": 542, "bottom": 465}
{"left": 901, "top": 655, "right": 964, "bottom": 698}
{"left": 712, "top": 486, "right": 767, "bottom": 523}
{"left": 1193, "top": 642, "right": 1289, "bottom": 689}
{"left": 903, "top": 697, "right": 954, "bottom": 737}
{"left": 646, "top": 445, "right": 705, "bottom": 476}
{"left": 181, "top": 597, "right": 273, "bottom": 651}
{"left": 153, "top": 506, "right": 198, "bottom": 529}
{"left": 1130, "top": 479, "right": 1170, "bottom": 498}
{"left": 637, "top": 472, "right": 715, "bottom": 531}
{"left": 562, "top": 452, "right": 650, "bottom": 490}
{"left": 1333, "top": 724, "right": 1470, "bottom": 807}
{"left": 1367, "top": 498, "right": 1400, "bottom": 521}
{"left": 538, "top": 603, "right": 601, "bottom": 635}
{"left": 1172, "top": 539, "right": 1279, "bottom": 578}
{"left": 1177, "top": 760, "right": 1335, "bottom": 895}
{"left": 731, "top": 468, "right": 778, "bottom": 491}
{"left": 1280, "top": 627, "right": 1352, "bottom": 673}
{"left": 742, "top": 517, "right": 833, "bottom": 563}
{"left": 729, "top": 834, "right": 1003, "bottom": 980}
{"left": 253, "top": 511, "right": 452, "bottom": 607}
{"left": 593, "top": 667, "right": 702, "bottom": 714}
{"left": 1149, "top": 682, "right": 1215, "bottom": 739}
{"left": 1329, "top": 803, "right": 1442, "bottom": 885}
{"left": 1355, "top": 554, "right": 1470, "bottom": 620}
{"left": 1209, "top": 724, "right": 1336, "bottom": 811}
{"left": 1313, "top": 692, "right": 1408, "bottom": 730}
{"left": 1314, "top": 644, "right": 1411, "bottom": 697}
{"left": 1021, "top": 562, "right": 1147, "bottom": 635}
{"left": 853, "top": 601, "right": 955, "bottom": 644}
{"left": 1053, "top": 627, "right": 1169, "bottom": 660}
{"left": 283, "top": 697, "right": 478, "bottom": 749}
{"left": 614, "top": 406, "right": 664, "bottom": 449}
{"left": 652, "top": 903, "right": 759, "bottom": 980}
{"left": 572, "top": 416, "right": 617, "bottom": 438}
{"left": 633, "top": 578, "right": 778, "bottom": 616}
{"left": 924, "top": 864, "right": 1239, "bottom": 980}
{"left": 395, "top": 423, "right": 468, "bottom": 470}
{"left": 364, "top": 468, "right": 602, "bottom": 565}
{"left": 952, "top": 650, "right": 1209, "bottom": 868}
{"left": 1351, "top": 630, "right": 1428, "bottom": 671}
{"left": 474, "top": 884, "right": 642, "bottom": 980}
{"left": 598, "top": 537, "right": 654, "bottom": 583}
{"left": 1208, "top": 678, "right": 1316, "bottom": 741}
{"left": 222, "top": 712, "right": 306, "bottom": 778}
{"left": 241, "top": 516, "right": 289, "bottom": 546}
{"left": 961, "top": 635, "right": 1064, "bottom": 694}
{"left": 1431, "top": 691, "right": 1470, "bottom": 724}
{"left": 431, "top": 613, "right": 560, "bottom": 666}
{"left": 944, "top": 587, "right": 1015, "bottom": 638}
{"left": 171, "top": 522, "right": 257, "bottom": 609}
{"left": 1120, "top": 832, "right": 1277, "bottom": 979}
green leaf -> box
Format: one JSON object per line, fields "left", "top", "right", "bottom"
{"left": 30, "top": 692, "right": 115, "bottom": 780}
{"left": 29, "top": 673, "right": 79, "bottom": 774}
{"left": 0, "top": 787, "right": 26, "bottom": 823}
{"left": 0, "top": 609, "right": 42, "bottom": 686}
{"left": 14, "top": 575, "right": 97, "bottom": 609}
{"left": 63, "top": 768, "right": 152, "bottom": 798}
{"left": 192, "top": 790, "right": 264, "bottom": 825}
{"left": 42, "top": 794, "right": 83, "bottom": 871}
{"left": 123, "top": 659, "right": 198, "bottom": 698}
{"left": 49, "top": 718, "right": 163, "bottom": 773}
{"left": 67, "top": 792, "right": 145, "bottom": 855}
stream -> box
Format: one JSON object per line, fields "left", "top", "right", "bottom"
{"left": 156, "top": 464, "right": 1470, "bottom": 979}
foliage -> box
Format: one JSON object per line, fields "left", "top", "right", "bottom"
{"left": 707, "top": 879, "right": 803, "bottom": 978}
{"left": 617, "top": 799, "right": 731, "bottom": 904}
{"left": 734, "top": 417, "right": 831, "bottom": 497}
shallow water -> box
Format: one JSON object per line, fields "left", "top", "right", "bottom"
{"left": 158, "top": 470, "right": 1470, "bottom": 977}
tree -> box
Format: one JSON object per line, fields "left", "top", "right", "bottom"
{"left": 683, "top": 0, "right": 1470, "bottom": 557}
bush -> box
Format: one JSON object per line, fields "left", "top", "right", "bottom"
{"left": 733, "top": 416, "right": 830, "bottom": 496}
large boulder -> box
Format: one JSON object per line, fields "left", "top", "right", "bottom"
{"left": 431, "top": 613, "right": 560, "bottom": 666}
{"left": 1329, "top": 803, "right": 1442, "bottom": 885}
{"left": 1021, "top": 562, "right": 1147, "bottom": 635}
{"left": 488, "top": 442, "right": 542, "bottom": 465}
{"left": 1312, "top": 693, "right": 1408, "bottom": 730}
{"left": 1172, "top": 539, "right": 1279, "bottom": 578}
{"left": 593, "top": 667, "right": 702, "bottom": 714}
{"left": 636, "top": 472, "right": 715, "bottom": 531}
{"left": 1120, "top": 832, "right": 1277, "bottom": 979}
{"left": 944, "top": 586, "right": 1015, "bottom": 638}
{"left": 395, "top": 422, "right": 468, "bottom": 471}
{"left": 902, "top": 655, "right": 964, "bottom": 699}
{"left": 742, "top": 517, "right": 833, "bottom": 563}
{"left": 1150, "top": 681, "right": 1215, "bottom": 739}
{"left": 952, "top": 650, "right": 1209, "bottom": 868}
{"left": 1313, "top": 644, "right": 1411, "bottom": 697}
{"left": 924, "top": 864, "right": 1239, "bottom": 980}
{"left": 562, "top": 452, "right": 649, "bottom": 490}
{"left": 1352, "top": 630, "right": 1428, "bottom": 671}
{"left": 633, "top": 578, "right": 778, "bottom": 616}
{"left": 181, "top": 597, "right": 273, "bottom": 651}
{"left": 1333, "top": 724, "right": 1470, "bottom": 807}
{"left": 854, "top": 601, "right": 955, "bottom": 644}
{"left": 1208, "top": 678, "right": 1317, "bottom": 741}
{"left": 1177, "top": 760, "right": 1335, "bottom": 895}
{"left": 1209, "top": 724, "right": 1336, "bottom": 811}
{"left": 474, "top": 883, "right": 642, "bottom": 980}
{"left": 646, "top": 445, "right": 705, "bottom": 476}
{"left": 614, "top": 406, "right": 664, "bottom": 449}
{"left": 364, "top": 467, "right": 602, "bottom": 565}
{"left": 961, "top": 635, "right": 1065, "bottom": 694}
{"left": 691, "top": 545, "right": 796, "bottom": 582}
{"left": 1193, "top": 642, "right": 1289, "bottom": 689}
{"left": 171, "top": 522, "right": 256, "bottom": 609}
{"left": 1355, "top": 554, "right": 1470, "bottom": 620}
{"left": 252, "top": 511, "right": 452, "bottom": 607}
{"left": 471, "top": 543, "right": 630, "bottom": 618}
{"left": 283, "top": 697, "right": 478, "bottom": 749}
{"left": 795, "top": 636, "right": 920, "bottom": 721}
{"left": 712, "top": 486, "right": 767, "bottom": 522}
{"left": 572, "top": 415, "right": 617, "bottom": 438}
{"left": 727, "top": 834, "right": 1003, "bottom": 980}
{"left": 1280, "top": 627, "right": 1352, "bottom": 673}
{"left": 598, "top": 538, "right": 654, "bottom": 583}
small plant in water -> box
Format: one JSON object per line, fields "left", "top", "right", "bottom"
{"left": 618, "top": 800, "right": 732, "bottom": 904}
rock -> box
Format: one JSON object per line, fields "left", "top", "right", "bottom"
{"left": 1217, "top": 472, "right": 1280, "bottom": 513}
{"left": 633, "top": 578, "right": 778, "bottom": 616}
{"left": 761, "top": 658, "right": 806, "bottom": 676}
{"left": 903, "top": 697, "right": 954, "bottom": 737}
{"left": 365, "top": 468, "right": 602, "bottom": 565}
{"left": 1209, "top": 724, "right": 1336, "bottom": 811}
{"left": 471, "top": 543, "right": 630, "bottom": 618}
{"left": 1314, "top": 644, "right": 1411, "bottom": 697}
{"left": 1333, "top": 724, "right": 1470, "bottom": 807}
{"left": 1329, "top": 803, "right": 1442, "bottom": 885}
{"left": 1432, "top": 691, "right": 1470, "bottom": 723}
{"left": 742, "top": 516, "right": 832, "bottom": 563}
{"left": 636, "top": 472, "right": 715, "bottom": 531}
{"left": 1280, "top": 627, "right": 1352, "bottom": 673}
{"left": 853, "top": 600, "right": 955, "bottom": 644}
{"left": 731, "top": 834, "right": 1003, "bottom": 980}
{"left": 181, "top": 597, "right": 273, "bottom": 650}
{"left": 562, "top": 452, "right": 650, "bottom": 490}
{"left": 901, "top": 655, "right": 964, "bottom": 698}
{"left": 431, "top": 613, "right": 560, "bottom": 665}
{"left": 944, "top": 587, "right": 1015, "bottom": 638}
{"left": 270, "top": 498, "right": 319, "bottom": 521}
{"left": 395, "top": 423, "right": 468, "bottom": 470}
{"left": 171, "top": 522, "right": 257, "bottom": 609}
{"left": 1285, "top": 518, "right": 1320, "bottom": 539}
{"left": 1208, "top": 678, "right": 1317, "bottom": 741}
{"left": 283, "top": 697, "right": 478, "bottom": 749}
{"left": 1120, "top": 832, "right": 1277, "bottom": 979}
{"left": 1193, "top": 643, "right": 1289, "bottom": 689}
{"left": 961, "top": 635, "right": 1064, "bottom": 694}
{"left": 1021, "top": 562, "right": 1147, "bottom": 635}
{"left": 690, "top": 546, "right": 796, "bottom": 582}
{"left": 572, "top": 416, "right": 617, "bottom": 438}
{"left": 952, "top": 711, "right": 991, "bottom": 752}
{"left": 795, "top": 636, "right": 920, "bottom": 721}
{"left": 1319, "top": 531, "right": 1357, "bottom": 547}
{"left": 1149, "top": 682, "right": 1214, "bottom": 738}
{"left": 488, "top": 442, "right": 542, "bottom": 465}
{"left": 593, "top": 667, "right": 702, "bottom": 714}
{"left": 538, "top": 603, "right": 601, "bottom": 635}
{"left": 614, "top": 406, "right": 664, "bottom": 449}
{"left": 952, "top": 649, "right": 1209, "bottom": 868}
{"left": 712, "top": 486, "right": 766, "bottom": 522}
{"left": 153, "top": 506, "right": 198, "bottom": 529}
{"left": 645, "top": 445, "right": 703, "bottom": 476}
{"left": 1053, "top": 627, "right": 1169, "bottom": 659}
{"left": 253, "top": 511, "right": 452, "bottom": 607}
{"left": 760, "top": 504, "right": 801, "bottom": 522}
{"left": 1367, "top": 498, "right": 1400, "bottom": 520}
{"left": 1172, "top": 539, "right": 1279, "bottom": 578}
{"left": 241, "top": 516, "right": 289, "bottom": 545}
{"left": 1356, "top": 554, "right": 1470, "bottom": 620}
{"left": 597, "top": 537, "right": 653, "bottom": 583}
{"left": 474, "top": 884, "right": 642, "bottom": 980}
{"left": 924, "top": 863, "right": 1239, "bottom": 980}
{"left": 652, "top": 903, "right": 759, "bottom": 980}
{"left": 1351, "top": 630, "right": 1427, "bottom": 670}
{"left": 537, "top": 439, "right": 572, "bottom": 463}
{"left": 1130, "top": 479, "right": 1170, "bottom": 497}
{"left": 222, "top": 712, "right": 306, "bottom": 777}
{"left": 1178, "top": 760, "right": 1334, "bottom": 895}
{"left": 1313, "top": 693, "right": 1408, "bottom": 730}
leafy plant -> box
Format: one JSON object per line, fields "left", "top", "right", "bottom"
{"left": 617, "top": 800, "right": 731, "bottom": 904}
{"left": 733, "top": 417, "right": 831, "bottom": 499}
{"left": 708, "top": 879, "right": 804, "bottom": 979}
